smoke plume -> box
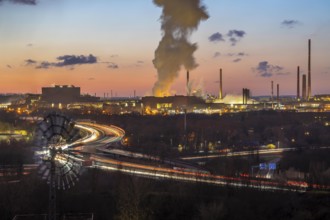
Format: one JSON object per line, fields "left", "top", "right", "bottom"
{"left": 152, "top": 0, "right": 208, "bottom": 97}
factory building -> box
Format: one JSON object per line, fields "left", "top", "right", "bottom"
{"left": 41, "top": 85, "right": 100, "bottom": 108}
{"left": 42, "top": 85, "right": 80, "bottom": 104}
{"left": 142, "top": 96, "right": 206, "bottom": 114}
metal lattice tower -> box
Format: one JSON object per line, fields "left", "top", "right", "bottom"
{"left": 34, "top": 112, "right": 81, "bottom": 220}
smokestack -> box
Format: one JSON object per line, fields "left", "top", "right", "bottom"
{"left": 242, "top": 88, "right": 245, "bottom": 104}
{"left": 302, "top": 74, "right": 307, "bottom": 100}
{"left": 186, "top": 70, "right": 190, "bottom": 96}
{"left": 271, "top": 81, "right": 274, "bottom": 109}
{"left": 307, "top": 39, "right": 311, "bottom": 100}
{"left": 277, "top": 84, "right": 279, "bottom": 107}
{"left": 184, "top": 108, "right": 187, "bottom": 149}
{"left": 297, "top": 66, "right": 300, "bottom": 100}
{"left": 219, "top": 68, "right": 223, "bottom": 99}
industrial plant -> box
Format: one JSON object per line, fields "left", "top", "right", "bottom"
{"left": 1, "top": 40, "right": 330, "bottom": 116}
{"left": 2, "top": 0, "right": 330, "bottom": 219}
{"left": 0, "top": 38, "right": 329, "bottom": 118}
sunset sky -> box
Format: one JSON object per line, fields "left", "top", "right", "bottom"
{"left": 1, "top": 0, "right": 330, "bottom": 97}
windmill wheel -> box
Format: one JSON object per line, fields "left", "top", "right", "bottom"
{"left": 34, "top": 112, "right": 82, "bottom": 190}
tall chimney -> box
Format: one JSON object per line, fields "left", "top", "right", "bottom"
{"left": 186, "top": 70, "right": 190, "bottom": 96}
{"left": 242, "top": 88, "right": 245, "bottom": 104}
{"left": 271, "top": 81, "right": 274, "bottom": 109}
{"left": 219, "top": 68, "right": 223, "bottom": 99}
{"left": 302, "top": 74, "right": 307, "bottom": 100}
{"left": 277, "top": 84, "right": 279, "bottom": 107}
{"left": 242, "top": 88, "right": 249, "bottom": 104}
{"left": 307, "top": 39, "right": 311, "bottom": 100}
{"left": 297, "top": 66, "right": 300, "bottom": 100}
{"left": 243, "top": 88, "right": 246, "bottom": 105}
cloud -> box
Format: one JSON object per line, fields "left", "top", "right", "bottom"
{"left": 25, "top": 59, "right": 37, "bottom": 65}
{"left": 12, "top": 0, "right": 36, "bottom": 5}
{"left": 212, "top": 51, "right": 247, "bottom": 59}
{"left": 208, "top": 32, "right": 225, "bottom": 42}
{"left": 213, "top": 52, "right": 221, "bottom": 58}
{"left": 36, "top": 61, "right": 52, "bottom": 69}
{"left": 33, "top": 54, "right": 98, "bottom": 69}
{"left": 233, "top": 58, "right": 241, "bottom": 63}
{"left": 237, "top": 52, "right": 247, "bottom": 56}
{"left": 88, "top": 77, "right": 95, "bottom": 80}
{"left": 108, "top": 62, "right": 118, "bottom": 69}
{"left": 227, "top": 52, "right": 246, "bottom": 56}
{"left": 225, "top": 52, "right": 248, "bottom": 57}
{"left": 26, "top": 43, "right": 33, "bottom": 47}
{"left": 281, "top": 19, "right": 300, "bottom": 28}
{"left": 227, "top": 30, "right": 246, "bottom": 46}
{"left": 228, "top": 30, "right": 245, "bottom": 38}
{"left": 7, "top": 65, "right": 12, "bottom": 68}
{"left": 0, "top": 0, "right": 37, "bottom": 5}
{"left": 137, "top": 60, "right": 144, "bottom": 64}
{"left": 110, "top": 54, "right": 119, "bottom": 58}
{"left": 55, "top": 54, "right": 97, "bottom": 67}
{"left": 208, "top": 30, "right": 246, "bottom": 47}
{"left": 253, "top": 61, "right": 288, "bottom": 77}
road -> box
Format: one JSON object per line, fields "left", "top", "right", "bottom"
{"left": 74, "top": 122, "right": 330, "bottom": 192}
{"left": 75, "top": 122, "right": 125, "bottom": 154}
{"left": 180, "top": 148, "right": 295, "bottom": 160}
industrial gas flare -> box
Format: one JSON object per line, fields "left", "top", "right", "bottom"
{"left": 152, "top": 0, "right": 209, "bottom": 97}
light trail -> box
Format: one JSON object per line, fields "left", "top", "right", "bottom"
{"left": 181, "top": 148, "right": 296, "bottom": 160}
{"left": 75, "top": 124, "right": 100, "bottom": 144}
{"left": 89, "top": 155, "right": 330, "bottom": 192}
{"left": 181, "top": 147, "right": 330, "bottom": 161}
{"left": 93, "top": 161, "right": 306, "bottom": 193}
{"left": 45, "top": 122, "right": 330, "bottom": 193}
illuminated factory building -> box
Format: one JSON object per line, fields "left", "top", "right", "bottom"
{"left": 142, "top": 95, "right": 206, "bottom": 114}
{"left": 42, "top": 85, "right": 80, "bottom": 104}
{"left": 40, "top": 85, "right": 100, "bottom": 109}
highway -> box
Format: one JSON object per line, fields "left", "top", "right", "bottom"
{"left": 73, "top": 122, "right": 330, "bottom": 193}
{"left": 180, "top": 148, "right": 295, "bottom": 160}
{"left": 2, "top": 121, "right": 326, "bottom": 191}
{"left": 75, "top": 122, "right": 125, "bottom": 154}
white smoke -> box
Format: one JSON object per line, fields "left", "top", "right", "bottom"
{"left": 188, "top": 78, "right": 206, "bottom": 98}
{"left": 217, "top": 94, "right": 256, "bottom": 104}
{"left": 152, "top": 0, "right": 209, "bottom": 97}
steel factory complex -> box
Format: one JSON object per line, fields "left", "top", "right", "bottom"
{"left": 1, "top": 85, "right": 330, "bottom": 116}
{"left": 1, "top": 39, "right": 330, "bottom": 115}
